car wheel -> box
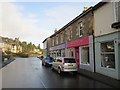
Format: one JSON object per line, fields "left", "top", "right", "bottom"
{"left": 51, "top": 66, "right": 54, "bottom": 70}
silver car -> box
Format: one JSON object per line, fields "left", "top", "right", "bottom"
{"left": 51, "top": 57, "right": 77, "bottom": 74}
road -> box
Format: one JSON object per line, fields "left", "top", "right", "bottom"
{"left": 2, "top": 57, "right": 113, "bottom": 88}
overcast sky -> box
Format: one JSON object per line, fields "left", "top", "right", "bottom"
{"left": 0, "top": 1, "right": 100, "bottom": 48}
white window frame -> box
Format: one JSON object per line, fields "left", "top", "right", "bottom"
{"left": 78, "top": 22, "right": 83, "bottom": 37}
{"left": 60, "top": 33, "right": 64, "bottom": 43}
{"left": 80, "top": 45, "right": 90, "bottom": 65}
{"left": 52, "top": 38, "right": 54, "bottom": 46}
{"left": 56, "top": 36, "right": 58, "bottom": 45}
{"left": 100, "top": 40, "right": 115, "bottom": 69}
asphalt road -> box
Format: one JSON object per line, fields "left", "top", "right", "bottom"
{"left": 2, "top": 57, "right": 113, "bottom": 88}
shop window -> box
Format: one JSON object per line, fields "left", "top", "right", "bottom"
{"left": 80, "top": 46, "right": 89, "bottom": 64}
{"left": 101, "top": 41, "right": 115, "bottom": 69}
{"left": 68, "top": 49, "right": 74, "bottom": 58}
{"left": 61, "top": 50, "right": 65, "bottom": 57}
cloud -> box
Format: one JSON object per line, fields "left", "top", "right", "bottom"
{"left": 1, "top": 2, "right": 50, "bottom": 47}
{"left": 43, "top": 5, "right": 82, "bottom": 29}
{"left": 0, "top": 0, "right": 102, "bottom": 3}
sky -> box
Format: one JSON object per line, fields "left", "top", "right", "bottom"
{"left": 0, "top": 1, "right": 100, "bottom": 48}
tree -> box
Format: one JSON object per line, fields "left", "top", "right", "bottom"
{"left": 37, "top": 44, "right": 41, "bottom": 49}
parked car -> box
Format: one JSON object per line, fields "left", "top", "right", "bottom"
{"left": 51, "top": 57, "right": 77, "bottom": 74}
{"left": 42, "top": 56, "right": 55, "bottom": 67}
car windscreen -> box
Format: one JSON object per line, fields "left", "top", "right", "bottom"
{"left": 49, "top": 57, "right": 54, "bottom": 62}
{"left": 64, "top": 58, "right": 76, "bottom": 63}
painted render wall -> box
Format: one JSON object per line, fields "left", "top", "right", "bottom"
{"left": 94, "top": 2, "right": 118, "bottom": 37}
{"left": 95, "top": 32, "right": 120, "bottom": 80}
{"left": 118, "top": 32, "right": 120, "bottom": 79}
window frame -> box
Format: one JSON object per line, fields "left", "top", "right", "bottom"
{"left": 52, "top": 38, "right": 54, "bottom": 46}
{"left": 100, "top": 40, "right": 115, "bottom": 69}
{"left": 78, "top": 21, "right": 83, "bottom": 37}
{"left": 80, "top": 45, "right": 90, "bottom": 65}
{"left": 60, "top": 33, "right": 64, "bottom": 43}
{"left": 56, "top": 35, "right": 59, "bottom": 45}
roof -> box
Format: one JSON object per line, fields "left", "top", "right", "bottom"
{"left": 49, "top": 7, "right": 93, "bottom": 38}
{"left": 93, "top": 2, "right": 107, "bottom": 11}
{"left": 42, "top": 38, "right": 48, "bottom": 43}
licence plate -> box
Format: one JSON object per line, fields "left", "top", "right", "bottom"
{"left": 68, "top": 64, "right": 73, "bottom": 66}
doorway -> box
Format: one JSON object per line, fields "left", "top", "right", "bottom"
{"left": 75, "top": 47, "right": 80, "bottom": 68}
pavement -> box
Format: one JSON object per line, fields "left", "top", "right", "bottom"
{"left": 2, "top": 56, "right": 15, "bottom": 68}
{"left": 1, "top": 57, "right": 114, "bottom": 88}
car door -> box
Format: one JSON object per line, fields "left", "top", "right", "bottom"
{"left": 56, "top": 59, "right": 62, "bottom": 70}
{"left": 52, "top": 59, "right": 58, "bottom": 70}
{"left": 54, "top": 59, "right": 61, "bottom": 70}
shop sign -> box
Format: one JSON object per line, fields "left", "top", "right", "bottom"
{"left": 67, "top": 36, "right": 89, "bottom": 48}
{"left": 50, "top": 43, "right": 66, "bottom": 51}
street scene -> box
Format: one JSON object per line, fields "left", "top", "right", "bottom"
{"left": 0, "top": 0, "right": 120, "bottom": 89}
{"left": 2, "top": 57, "right": 112, "bottom": 88}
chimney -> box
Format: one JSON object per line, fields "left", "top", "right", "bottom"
{"left": 84, "top": 6, "right": 88, "bottom": 11}
{"left": 54, "top": 28, "right": 57, "bottom": 33}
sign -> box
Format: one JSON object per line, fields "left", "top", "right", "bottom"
{"left": 50, "top": 43, "right": 66, "bottom": 51}
{"left": 67, "top": 36, "right": 89, "bottom": 48}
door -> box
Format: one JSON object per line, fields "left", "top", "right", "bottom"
{"left": 75, "top": 47, "right": 79, "bottom": 68}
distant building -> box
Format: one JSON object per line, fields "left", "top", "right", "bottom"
{"left": 0, "top": 40, "right": 22, "bottom": 54}
{"left": 42, "top": 37, "right": 51, "bottom": 57}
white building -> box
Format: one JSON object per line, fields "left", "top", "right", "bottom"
{"left": 94, "top": 2, "right": 120, "bottom": 80}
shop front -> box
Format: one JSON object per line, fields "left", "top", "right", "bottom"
{"left": 95, "top": 32, "right": 120, "bottom": 79}
{"left": 67, "top": 35, "right": 94, "bottom": 72}
{"left": 50, "top": 43, "right": 66, "bottom": 59}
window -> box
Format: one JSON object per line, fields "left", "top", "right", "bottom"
{"left": 80, "top": 46, "right": 89, "bottom": 64}
{"left": 64, "top": 58, "right": 76, "bottom": 63}
{"left": 66, "top": 27, "right": 72, "bottom": 41}
{"left": 56, "top": 36, "right": 58, "bottom": 45}
{"left": 52, "top": 38, "right": 54, "bottom": 46}
{"left": 60, "top": 33, "right": 64, "bottom": 43}
{"left": 70, "top": 30, "right": 72, "bottom": 39}
{"left": 67, "top": 30, "right": 71, "bottom": 41}
{"left": 78, "top": 22, "right": 83, "bottom": 37}
{"left": 68, "top": 49, "right": 74, "bottom": 57}
{"left": 61, "top": 50, "right": 65, "bottom": 57}
{"left": 101, "top": 41, "right": 115, "bottom": 69}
